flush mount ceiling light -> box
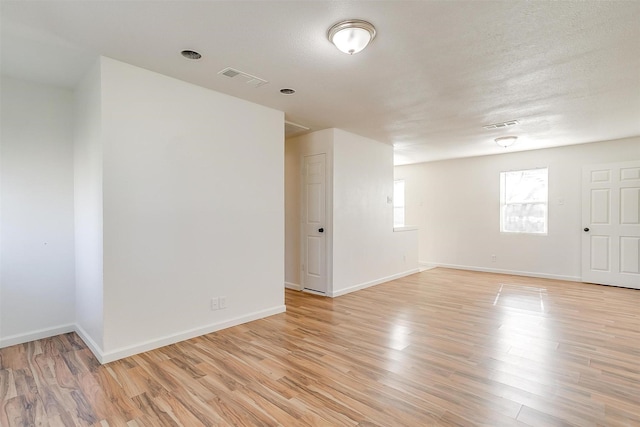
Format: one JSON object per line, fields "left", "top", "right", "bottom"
{"left": 495, "top": 136, "right": 518, "bottom": 148}
{"left": 328, "top": 19, "right": 376, "bottom": 55}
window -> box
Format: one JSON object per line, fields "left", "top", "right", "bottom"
{"left": 500, "top": 168, "right": 548, "bottom": 234}
{"left": 394, "top": 180, "right": 405, "bottom": 227}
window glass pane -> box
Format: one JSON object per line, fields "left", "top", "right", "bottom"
{"left": 500, "top": 168, "right": 548, "bottom": 234}
{"left": 503, "top": 203, "right": 547, "bottom": 233}
{"left": 394, "top": 180, "right": 405, "bottom": 227}
{"left": 504, "top": 169, "right": 548, "bottom": 203}
{"left": 394, "top": 180, "right": 405, "bottom": 208}
{"left": 394, "top": 207, "right": 405, "bottom": 227}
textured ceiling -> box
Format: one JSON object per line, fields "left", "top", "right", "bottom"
{"left": 2, "top": 1, "right": 639, "bottom": 164}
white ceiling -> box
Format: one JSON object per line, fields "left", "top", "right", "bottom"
{"left": 2, "top": 1, "right": 639, "bottom": 165}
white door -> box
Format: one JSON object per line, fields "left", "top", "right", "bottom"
{"left": 582, "top": 161, "right": 640, "bottom": 289}
{"left": 302, "top": 154, "right": 327, "bottom": 294}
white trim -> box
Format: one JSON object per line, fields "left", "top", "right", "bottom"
{"left": 425, "top": 262, "right": 581, "bottom": 282}
{"left": 1, "top": 306, "right": 288, "bottom": 364}
{"left": 98, "top": 305, "right": 286, "bottom": 364}
{"left": 393, "top": 226, "right": 418, "bottom": 232}
{"left": 284, "top": 281, "right": 302, "bottom": 291}
{"left": 329, "top": 268, "right": 420, "bottom": 297}
{"left": 0, "top": 323, "right": 75, "bottom": 348}
{"left": 74, "top": 324, "right": 106, "bottom": 363}
{"left": 418, "top": 262, "right": 437, "bottom": 272}
{"left": 302, "top": 288, "right": 326, "bottom": 296}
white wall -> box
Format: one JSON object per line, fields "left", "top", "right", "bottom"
{"left": 0, "top": 76, "right": 76, "bottom": 346}
{"left": 395, "top": 137, "right": 640, "bottom": 280}
{"left": 285, "top": 128, "right": 418, "bottom": 296}
{"left": 1, "top": 57, "right": 286, "bottom": 361}
{"left": 331, "top": 129, "right": 418, "bottom": 296}
{"left": 284, "top": 136, "right": 300, "bottom": 287}
{"left": 98, "top": 58, "right": 285, "bottom": 360}
{"left": 73, "top": 60, "right": 105, "bottom": 354}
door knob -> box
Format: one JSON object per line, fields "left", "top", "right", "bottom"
{"left": 584, "top": 227, "right": 590, "bottom": 232}
{"left": 318, "top": 228, "right": 324, "bottom": 233}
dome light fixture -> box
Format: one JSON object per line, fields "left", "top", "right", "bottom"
{"left": 328, "top": 19, "right": 376, "bottom": 55}
{"left": 495, "top": 136, "right": 518, "bottom": 148}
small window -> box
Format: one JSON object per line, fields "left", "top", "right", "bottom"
{"left": 500, "top": 168, "right": 548, "bottom": 234}
{"left": 394, "top": 180, "right": 405, "bottom": 227}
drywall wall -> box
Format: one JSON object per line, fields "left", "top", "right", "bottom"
{"left": 331, "top": 129, "right": 418, "bottom": 296}
{"left": 0, "top": 76, "right": 76, "bottom": 346}
{"left": 73, "top": 60, "right": 105, "bottom": 354}
{"left": 284, "top": 136, "right": 301, "bottom": 288}
{"left": 1, "top": 57, "right": 285, "bottom": 360}
{"left": 394, "top": 136, "right": 640, "bottom": 280}
{"left": 99, "top": 57, "right": 285, "bottom": 360}
{"left": 285, "top": 128, "right": 418, "bottom": 296}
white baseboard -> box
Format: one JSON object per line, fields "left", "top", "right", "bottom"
{"left": 74, "top": 324, "right": 106, "bottom": 363}
{"left": 284, "top": 281, "right": 301, "bottom": 291}
{"left": 302, "top": 288, "right": 326, "bottom": 296}
{"left": 1, "top": 306, "right": 287, "bottom": 364}
{"left": 0, "top": 323, "right": 75, "bottom": 349}
{"left": 424, "top": 262, "right": 581, "bottom": 282}
{"left": 330, "top": 268, "right": 420, "bottom": 297}
{"left": 98, "top": 305, "right": 286, "bottom": 364}
{"left": 418, "top": 262, "right": 437, "bottom": 272}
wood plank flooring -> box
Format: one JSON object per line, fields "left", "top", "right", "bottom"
{"left": 1, "top": 268, "right": 639, "bottom": 426}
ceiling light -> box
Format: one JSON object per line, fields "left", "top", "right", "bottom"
{"left": 181, "top": 50, "right": 202, "bottom": 60}
{"left": 328, "top": 20, "right": 376, "bottom": 55}
{"left": 495, "top": 136, "right": 518, "bottom": 148}
{"left": 280, "top": 88, "right": 296, "bottom": 95}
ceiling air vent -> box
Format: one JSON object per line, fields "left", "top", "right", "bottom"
{"left": 218, "top": 67, "right": 268, "bottom": 88}
{"left": 221, "top": 68, "right": 239, "bottom": 78}
{"left": 483, "top": 120, "right": 519, "bottom": 130}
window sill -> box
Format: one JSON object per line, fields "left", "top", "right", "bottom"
{"left": 500, "top": 231, "right": 548, "bottom": 236}
{"left": 394, "top": 226, "right": 418, "bottom": 232}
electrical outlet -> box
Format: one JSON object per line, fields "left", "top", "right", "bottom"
{"left": 219, "top": 296, "right": 227, "bottom": 309}
{"left": 491, "top": 254, "right": 497, "bottom": 263}
{"left": 211, "top": 297, "right": 219, "bottom": 310}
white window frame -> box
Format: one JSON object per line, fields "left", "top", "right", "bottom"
{"left": 500, "top": 167, "right": 548, "bottom": 235}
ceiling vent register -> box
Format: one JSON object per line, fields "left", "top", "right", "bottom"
{"left": 218, "top": 67, "right": 268, "bottom": 88}
{"left": 483, "top": 120, "right": 519, "bottom": 130}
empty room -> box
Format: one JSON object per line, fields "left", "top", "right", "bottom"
{"left": 1, "top": 1, "right": 639, "bottom": 426}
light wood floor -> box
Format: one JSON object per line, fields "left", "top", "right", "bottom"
{"left": 1, "top": 268, "right": 639, "bottom": 426}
